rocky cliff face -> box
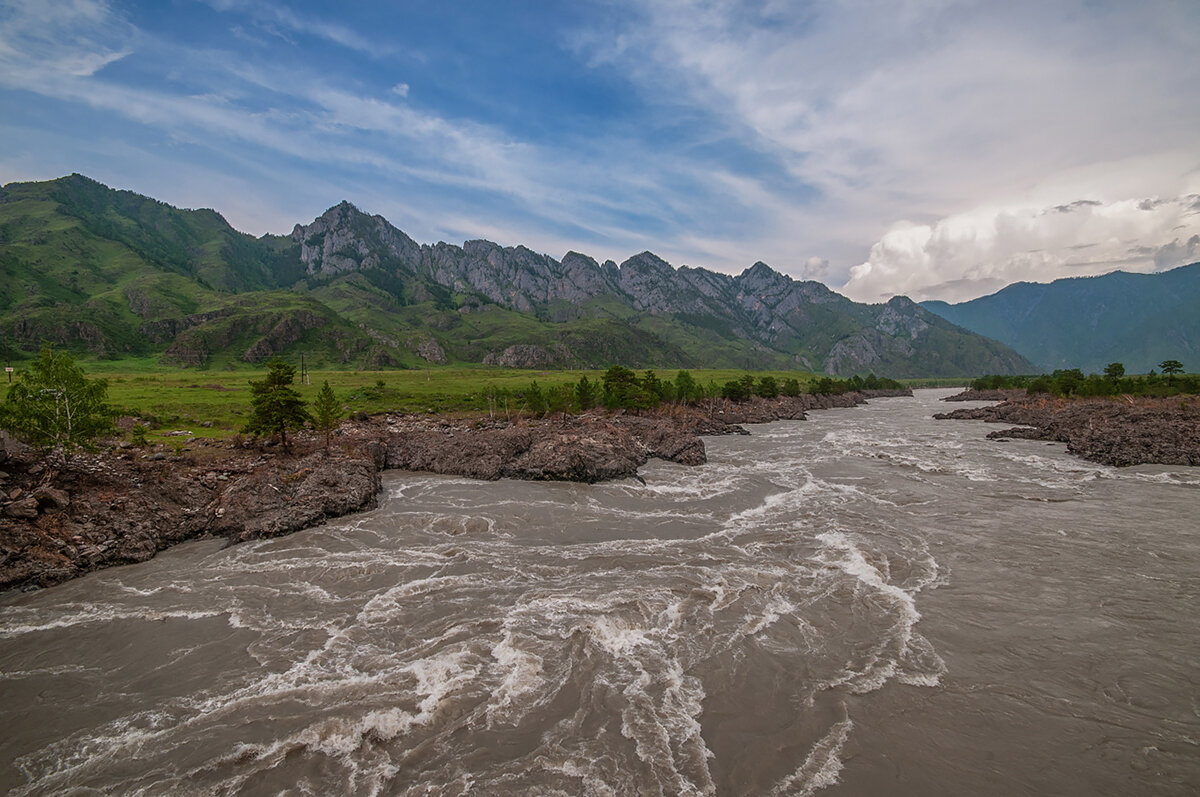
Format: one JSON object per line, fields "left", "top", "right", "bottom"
{"left": 292, "top": 201, "right": 422, "bottom": 276}
{"left": 287, "top": 200, "right": 1032, "bottom": 375}
{"left": 1, "top": 175, "right": 1035, "bottom": 376}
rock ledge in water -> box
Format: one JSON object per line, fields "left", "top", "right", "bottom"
{"left": 935, "top": 394, "right": 1200, "bottom": 467}
{"left": 0, "top": 390, "right": 908, "bottom": 592}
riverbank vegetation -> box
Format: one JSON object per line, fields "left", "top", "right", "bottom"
{"left": 1, "top": 349, "right": 904, "bottom": 445}
{"left": 969, "top": 361, "right": 1198, "bottom": 398}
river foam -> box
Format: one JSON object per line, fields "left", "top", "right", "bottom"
{"left": 4, "top": 390, "right": 1197, "bottom": 795}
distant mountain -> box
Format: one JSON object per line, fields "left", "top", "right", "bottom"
{"left": 0, "top": 174, "right": 1033, "bottom": 376}
{"left": 921, "top": 264, "right": 1200, "bottom": 374}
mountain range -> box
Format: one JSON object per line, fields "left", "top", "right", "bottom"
{"left": 922, "top": 263, "right": 1200, "bottom": 374}
{"left": 0, "top": 174, "right": 1034, "bottom": 377}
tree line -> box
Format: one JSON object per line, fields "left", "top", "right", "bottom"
{"left": 0, "top": 347, "right": 903, "bottom": 453}
{"left": 484, "top": 366, "right": 903, "bottom": 418}
{"left": 970, "top": 359, "right": 1197, "bottom": 397}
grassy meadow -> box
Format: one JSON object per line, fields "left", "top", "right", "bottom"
{"left": 72, "top": 362, "right": 860, "bottom": 440}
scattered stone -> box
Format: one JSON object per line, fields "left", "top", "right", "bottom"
{"left": 3, "top": 497, "right": 39, "bottom": 519}
{"left": 32, "top": 487, "right": 70, "bottom": 511}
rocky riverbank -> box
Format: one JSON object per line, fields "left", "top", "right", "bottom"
{"left": 0, "top": 390, "right": 904, "bottom": 592}
{"left": 934, "top": 392, "right": 1200, "bottom": 467}
{"left": 940, "top": 388, "right": 1028, "bottom": 402}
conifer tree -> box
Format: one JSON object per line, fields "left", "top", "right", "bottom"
{"left": 575, "top": 375, "right": 596, "bottom": 411}
{"left": 312, "top": 380, "right": 343, "bottom": 452}
{"left": 244, "top": 358, "right": 310, "bottom": 453}
{"left": 1159, "top": 359, "right": 1184, "bottom": 382}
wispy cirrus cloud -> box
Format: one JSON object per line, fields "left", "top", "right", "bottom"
{"left": 2, "top": 0, "right": 767, "bottom": 268}
{"left": 0, "top": 0, "right": 133, "bottom": 78}
{"left": 200, "top": 0, "right": 384, "bottom": 56}
{"left": 580, "top": 0, "right": 1200, "bottom": 295}
{"left": 2, "top": 0, "right": 1198, "bottom": 301}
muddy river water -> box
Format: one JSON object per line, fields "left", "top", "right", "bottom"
{"left": 1, "top": 390, "right": 1197, "bottom": 795}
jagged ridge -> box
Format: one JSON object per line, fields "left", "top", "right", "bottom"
{"left": 0, "top": 174, "right": 1034, "bottom": 376}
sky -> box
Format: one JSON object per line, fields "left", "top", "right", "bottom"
{"left": 1, "top": 0, "right": 1198, "bottom": 304}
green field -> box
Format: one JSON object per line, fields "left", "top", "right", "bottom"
{"left": 72, "top": 364, "right": 832, "bottom": 440}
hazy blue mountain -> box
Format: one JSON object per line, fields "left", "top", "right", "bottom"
{"left": 0, "top": 175, "right": 1034, "bottom": 376}
{"left": 922, "top": 264, "right": 1200, "bottom": 373}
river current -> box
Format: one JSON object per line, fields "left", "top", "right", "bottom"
{"left": 1, "top": 389, "right": 1197, "bottom": 795}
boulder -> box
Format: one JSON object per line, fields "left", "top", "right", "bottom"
{"left": 3, "top": 497, "right": 39, "bottom": 519}
{"left": 33, "top": 486, "right": 70, "bottom": 511}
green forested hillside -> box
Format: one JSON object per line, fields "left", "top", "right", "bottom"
{"left": 1, "top": 174, "right": 1033, "bottom": 376}
{"left": 922, "top": 264, "right": 1200, "bottom": 373}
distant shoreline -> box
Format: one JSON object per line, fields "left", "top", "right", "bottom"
{"left": 0, "top": 390, "right": 909, "bottom": 594}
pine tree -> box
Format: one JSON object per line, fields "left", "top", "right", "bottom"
{"left": 312, "top": 380, "right": 343, "bottom": 452}
{"left": 1159, "top": 359, "right": 1184, "bottom": 382}
{"left": 243, "top": 358, "right": 310, "bottom": 453}
{"left": 575, "top": 375, "right": 596, "bottom": 411}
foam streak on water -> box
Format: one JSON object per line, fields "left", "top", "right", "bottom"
{"left": 2, "top": 390, "right": 1198, "bottom": 795}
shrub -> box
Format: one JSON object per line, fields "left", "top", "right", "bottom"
{"left": 0, "top": 345, "right": 114, "bottom": 452}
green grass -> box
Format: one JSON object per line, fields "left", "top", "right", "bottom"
{"left": 81, "top": 364, "right": 832, "bottom": 440}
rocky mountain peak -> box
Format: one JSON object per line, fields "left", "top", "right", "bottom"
{"left": 291, "top": 200, "right": 420, "bottom": 276}
{"left": 1, "top": 173, "right": 1038, "bottom": 377}
{"left": 885, "top": 295, "right": 919, "bottom": 311}
{"left": 736, "top": 261, "right": 792, "bottom": 295}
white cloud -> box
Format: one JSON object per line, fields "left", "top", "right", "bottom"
{"left": 0, "top": 0, "right": 737, "bottom": 260}
{"left": 5, "top": 0, "right": 1199, "bottom": 302}
{"left": 590, "top": 0, "right": 1200, "bottom": 291}
{"left": 0, "top": 0, "right": 133, "bottom": 79}
{"left": 840, "top": 194, "right": 1200, "bottom": 303}
{"left": 200, "top": 0, "right": 383, "bottom": 56}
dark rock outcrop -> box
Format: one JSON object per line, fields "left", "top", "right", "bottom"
{"left": 935, "top": 395, "right": 1200, "bottom": 466}
{"left": 0, "top": 393, "right": 914, "bottom": 593}
{"left": 0, "top": 444, "right": 381, "bottom": 591}
{"left": 940, "top": 388, "right": 1027, "bottom": 402}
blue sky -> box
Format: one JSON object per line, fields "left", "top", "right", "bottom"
{"left": 2, "top": 0, "right": 1199, "bottom": 302}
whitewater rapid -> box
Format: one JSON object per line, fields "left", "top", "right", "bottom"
{"left": 1, "top": 390, "right": 1196, "bottom": 795}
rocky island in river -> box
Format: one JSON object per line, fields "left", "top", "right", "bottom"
{"left": 935, "top": 391, "right": 1200, "bottom": 466}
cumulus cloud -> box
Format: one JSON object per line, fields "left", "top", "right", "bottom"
{"left": 840, "top": 194, "right": 1200, "bottom": 303}
{"left": 5, "top": 0, "right": 1199, "bottom": 301}
{"left": 591, "top": 0, "right": 1200, "bottom": 289}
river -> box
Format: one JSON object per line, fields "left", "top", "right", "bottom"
{"left": 1, "top": 389, "right": 1197, "bottom": 795}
